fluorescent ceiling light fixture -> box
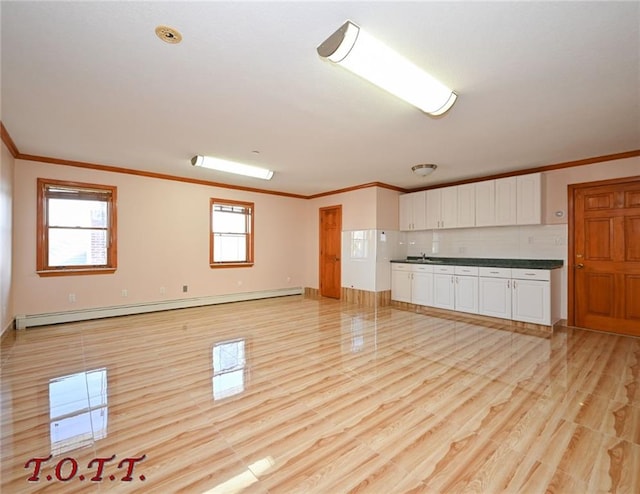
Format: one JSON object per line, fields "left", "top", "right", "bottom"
{"left": 191, "top": 155, "right": 274, "bottom": 180}
{"left": 412, "top": 164, "right": 437, "bottom": 177}
{"left": 317, "top": 21, "right": 457, "bottom": 116}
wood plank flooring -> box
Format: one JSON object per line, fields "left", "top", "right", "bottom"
{"left": 1, "top": 296, "right": 639, "bottom": 493}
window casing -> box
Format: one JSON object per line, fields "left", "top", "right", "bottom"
{"left": 37, "top": 178, "right": 117, "bottom": 276}
{"left": 210, "top": 199, "right": 254, "bottom": 267}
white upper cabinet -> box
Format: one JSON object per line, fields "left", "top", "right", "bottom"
{"left": 476, "top": 177, "right": 517, "bottom": 227}
{"left": 399, "top": 191, "right": 427, "bottom": 231}
{"left": 456, "top": 183, "right": 476, "bottom": 228}
{"left": 495, "top": 177, "right": 518, "bottom": 225}
{"left": 425, "top": 189, "right": 442, "bottom": 229}
{"left": 516, "top": 173, "right": 542, "bottom": 225}
{"left": 475, "top": 180, "right": 496, "bottom": 227}
{"left": 427, "top": 186, "right": 458, "bottom": 229}
{"left": 407, "top": 172, "right": 541, "bottom": 230}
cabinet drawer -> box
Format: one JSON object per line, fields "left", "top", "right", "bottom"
{"left": 391, "top": 263, "right": 412, "bottom": 271}
{"left": 412, "top": 264, "right": 434, "bottom": 273}
{"left": 511, "top": 268, "right": 550, "bottom": 281}
{"left": 433, "top": 265, "right": 455, "bottom": 274}
{"left": 479, "top": 267, "right": 512, "bottom": 278}
{"left": 454, "top": 266, "right": 478, "bottom": 276}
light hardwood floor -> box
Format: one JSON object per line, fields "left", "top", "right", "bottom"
{"left": 1, "top": 296, "right": 639, "bottom": 493}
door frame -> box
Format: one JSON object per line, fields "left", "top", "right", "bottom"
{"left": 567, "top": 174, "right": 640, "bottom": 326}
{"left": 318, "top": 205, "right": 342, "bottom": 299}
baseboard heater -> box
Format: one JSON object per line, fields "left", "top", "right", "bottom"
{"left": 15, "top": 287, "right": 304, "bottom": 329}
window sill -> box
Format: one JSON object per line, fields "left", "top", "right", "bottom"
{"left": 210, "top": 263, "right": 254, "bottom": 269}
{"left": 37, "top": 268, "right": 117, "bottom": 277}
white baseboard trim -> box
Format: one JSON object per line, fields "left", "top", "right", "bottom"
{"left": 15, "top": 287, "right": 304, "bottom": 329}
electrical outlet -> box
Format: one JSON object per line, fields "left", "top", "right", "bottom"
{"left": 68, "top": 293, "right": 76, "bottom": 303}
{"left": 182, "top": 285, "right": 188, "bottom": 293}
{"left": 160, "top": 286, "right": 166, "bottom": 295}
{"left": 121, "top": 289, "right": 128, "bottom": 297}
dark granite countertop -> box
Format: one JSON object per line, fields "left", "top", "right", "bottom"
{"left": 391, "top": 257, "right": 563, "bottom": 269}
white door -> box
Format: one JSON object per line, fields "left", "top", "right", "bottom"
{"left": 433, "top": 273, "right": 455, "bottom": 309}
{"left": 456, "top": 183, "right": 476, "bottom": 228}
{"left": 391, "top": 269, "right": 412, "bottom": 303}
{"left": 440, "top": 187, "right": 458, "bottom": 229}
{"left": 495, "top": 177, "right": 517, "bottom": 226}
{"left": 512, "top": 278, "right": 550, "bottom": 324}
{"left": 479, "top": 277, "right": 512, "bottom": 319}
{"left": 475, "top": 180, "right": 495, "bottom": 227}
{"left": 454, "top": 275, "right": 478, "bottom": 314}
{"left": 426, "top": 189, "right": 441, "bottom": 229}
{"left": 412, "top": 271, "right": 433, "bottom": 306}
{"left": 411, "top": 191, "right": 427, "bottom": 230}
{"left": 516, "top": 173, "right": 542, "bottom": 225}
{"left": 398, "top": 194, "right": 413, "bottom": 231}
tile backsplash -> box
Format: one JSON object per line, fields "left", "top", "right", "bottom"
{"left": 405, "top": 224, "right": 567, "bottom": 261}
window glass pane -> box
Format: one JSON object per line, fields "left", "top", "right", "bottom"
{"left": 49, "top": 229, "right": 107, "bottom": 266}
{"left": 213, "top": 209, "right": 247, "bottom": 234}
{"left": 49, "top": 198, "right": 107, "bottom": 228}
{"left": 214, "top": 234, "right": 247, "bottom": 262}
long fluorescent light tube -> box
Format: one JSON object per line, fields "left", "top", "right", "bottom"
{"left": 191, "top": 155, "right": 274, "bottom": 180}
{"left": 317, "top": 21, "right": 457, "bottom": 116}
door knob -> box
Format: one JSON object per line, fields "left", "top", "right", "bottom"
{"left": 576, "top": 263, "right": 584, "bottom": 269}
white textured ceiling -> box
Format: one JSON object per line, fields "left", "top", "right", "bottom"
{"left": 2, "top": 1, "right": 639, "bottom": 195}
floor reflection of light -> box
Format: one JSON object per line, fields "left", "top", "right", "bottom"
{"left": 202, "top": 456, "right": 275, "bottom": 494}
{"left": 49, "top": 368, "right": 108, "bottom": 455}
{"left": 212, "top": 339, "right": 246, "bottom": 400}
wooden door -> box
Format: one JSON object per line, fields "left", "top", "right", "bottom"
{"left": 319, "top": 205, "right": 341, "bottom": 299}
{"left": 569, "top": 176, "right": 640, "bottom": 336}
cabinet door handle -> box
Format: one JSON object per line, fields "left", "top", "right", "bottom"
{"left": 513, "top": 280, "right": 517, "bottom": 289}
{"left": 451, "top": 276, "right": 454, "bottom": 283}
{"left": 507, "top": 280, "right": 510, "bottom": 288}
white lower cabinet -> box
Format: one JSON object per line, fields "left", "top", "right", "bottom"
{"left": 479, "top": 267, "right": 512, "bottom": 319}
{"left": 432, "top": 266, "right": 455, "bottom": 310}
{"left": 391, "top": 264, "right": 412, "bottom": 303}
{"left": 454, "top": 266, "right": 479, "bottom": 314}
{"left": 393, "top": 263, "right": 560, "bottom": 326}
{"left": 511, "top": 268, "right": 552, "bottom": 325}
{"left": 512, "top": 279, "right": 549, "bottom": 324}
{"left": 412, "top": 265, "right": 434, "bottom": 306}
{"left": 391, "top": 263, "right": 433, "bottom": 305}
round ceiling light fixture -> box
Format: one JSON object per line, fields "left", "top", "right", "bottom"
{"left": 412, "top": 164, "right": 437, "bottom": 177}
{"left": 155, "top": 25, "right": 182, "bottom": 44}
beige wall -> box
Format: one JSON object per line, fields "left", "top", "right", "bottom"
{"left": 376, "top": 187, "right": 401, "bottom": 230}
{"left": 13, "top": 159, "right": 307, "bottom": 316}
{"left": 1, "top": 142, "right": 15, "bottom": 334}
{"left": 543, "top": 156, "right": 640, "bottom": 224}
{"left": 9, "top": 154, "right": 639, "bottom": 318}
{"left": 302, "top": 186, "right": 400, "bottom": 290}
